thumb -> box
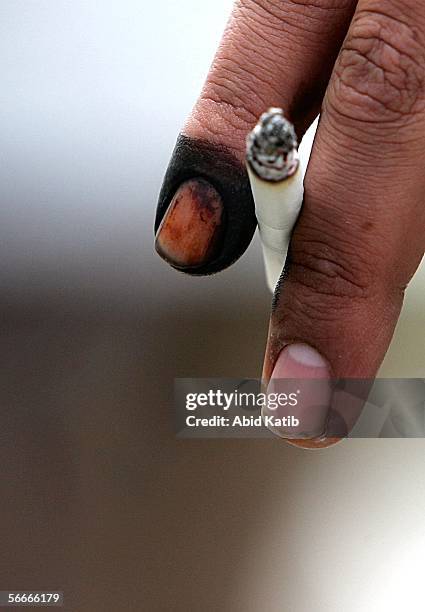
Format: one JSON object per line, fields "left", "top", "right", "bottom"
{"left": 262, "top": 0, "right": 425, "bottom": 449}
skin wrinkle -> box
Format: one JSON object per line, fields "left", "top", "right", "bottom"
{"left": 350, "top": 10, "right": 423, "bottom": 65}
{"left": 296, "top": 183, "right": 421, "bottom": 291}
{"left": 203, "top": 78, "right": 261, "bottom": 115}
{"left": 269, "top": 304, "right": 393, "bottom": 373}
{"left": 242, "top": 0, "right": 355, "bottom": 24}
{"left": 223, "top": 30, "right": 280, "bottom": 61}
{"left": 323, "top": 91, "right": 422, "bottom": 130}
{"left": 196, "top": 97, "right": 256, "bottom": 133}
{"left": 205, "top": 58, "right": 281, "bottom": 105}
{"left": 238, "top": 7, "right": 325, "bottom": 40}
{"left": 225, "top": 28, "right": 309, "bottom": 74}
{"left": 319, "top": 111, "right": 425, "bottom": 156}
{"left": 338, "top": 51, "right": 409, "bottom": 111}
{"left": 321, "top": 208, "right": 395, "bottom": 244}
{"left": 291, "top": 228, "right": 378, "bottom": 271}
{"left": 270, "top": 286, "right": 403, "bottom": 362}
{"left": 286, "top": 261, "right": 372, "bottom": 298}
{"left": 307, "top": 149, "right": 407, "bottom": 192}
{"left": 336, "top": 69, "right": 421, "bottom": 119}
{"left": 330, "top": 11, "right": 425, "bottom": 123}
{"left": 273, "top": 298, "right": 346, "bottom": 333}
{"left": 286, "top": 246, "right": 378, "bottom": 298}
{"left": 286, "top": 0, "right": 355, "bottom": 9}
{"left": 243, "top": 4, "right": 344, "bottom": 35}
{"left": 357, "top": 4, "right": 425, "bottom": 34}
{"left": 303, "top": 190, "right": 411, "bottom": 244}
{"left": 237, "top": 0, "right": 356, "bottom": 46}
{"left": 186, "top": 98, "right": 255, "bottom": 157}
{"left": 203, "top": 39, "right": 302, "bottom": 114}
{"left": 277, "top": 289, "right": 370, "bottom": 330}
{"left": 192, "top": 0, "right": 357, "bottom": 148}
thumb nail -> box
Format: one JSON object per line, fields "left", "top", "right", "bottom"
{"left": 265, "top": 343, "right": 332, "bottom": 440}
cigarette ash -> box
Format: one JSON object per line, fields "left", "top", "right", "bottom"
{"left": 246, "top": 108, "right": 299, "bottom": 182}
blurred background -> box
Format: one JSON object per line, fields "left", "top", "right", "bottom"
{"left": 1, "top": 1, "right": 424, "bottom": 610}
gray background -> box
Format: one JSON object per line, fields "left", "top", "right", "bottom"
{"left": 1, "top": 1, "right": 424, "bottom": 610}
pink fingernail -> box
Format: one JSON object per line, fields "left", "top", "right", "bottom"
{"left": 265, "top": 343, "right": 332, "bottom": 440}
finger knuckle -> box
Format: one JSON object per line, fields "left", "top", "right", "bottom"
{"left": 271, "top": 238, "right": 375, "bottom": 338}
{"left": 328, "top": 9, "right": 425, "bottom": 124}
{"left": 287, "top": 244, "right": 372, "bottom": 303}
{"left": 285, "top": 216, "right": 380, "bottom": 305}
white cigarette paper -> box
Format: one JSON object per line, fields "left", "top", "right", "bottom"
{"left": 246, "top": 108, "right": 304, "bottom": 292}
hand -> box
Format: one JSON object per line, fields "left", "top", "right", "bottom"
{"left": 154, "top": 0, "right": 425, "bottom": 448}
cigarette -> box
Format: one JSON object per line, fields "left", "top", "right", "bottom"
{"left": 246, "top": 108, "right": 303, "bottom": 292}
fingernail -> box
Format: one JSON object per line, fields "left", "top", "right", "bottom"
{"left": 155, "top": 178, "right": 224, "bottom": 269}
{"left": 265, "top": 343, "right": 332, "bottom": 440}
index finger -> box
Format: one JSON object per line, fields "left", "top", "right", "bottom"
{"left": 155, "top": 0, "right": 357, "bottom": 274}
